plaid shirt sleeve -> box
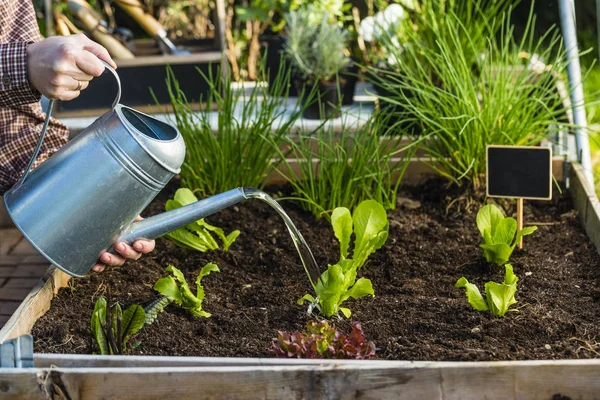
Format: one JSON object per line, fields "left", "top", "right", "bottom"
{"left": 0, "top": 42, "right": 41, "bottom": 107}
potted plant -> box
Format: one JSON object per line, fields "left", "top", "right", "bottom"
{"left": 283, "top": 6, "right": 351, "bottom": 119}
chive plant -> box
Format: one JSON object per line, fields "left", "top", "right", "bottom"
{"left": 275, "top": 114, "right": 422, "bottom": 219}
{"left": 373, "top": 5, "right": 570, "bottom": 189}
{"left": 165, "top": 62, "right": 306, "bottom": 197}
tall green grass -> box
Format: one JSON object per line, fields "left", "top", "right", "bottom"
{"left": 165, "top": 64, "right": 306, "bottom": 197}
{"left": 274, "top": 114, "right": 423, "bottom": 219}
{"left": 373, "top": 5, "right": 570, "bottom": 189}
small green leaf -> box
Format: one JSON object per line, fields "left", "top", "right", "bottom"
{"left": 174, "top": 188, "right": 198, "bottom": 206}
{"left": 339, "top": 307, "right": 352, "bottom": 318}
{"left": 493, "top": 217, "right": 517, "bottom": 245}
{"left": 476, "top": 204, "right": 505, "bottom": 238}
{"left": 343, "top": 277, "right": 374, "bottom": 301}
{"left": 196, "top": 263, "right": 220, "bottom": 303}
{"left": 331, "top": 207, "right": 352, "bottom": 259}
{"left": 320, "top": 264, "right": 345, "bottom": 317}
{"left": 223, "top": 230, "right": 241, "bottom": 251}
{"left": 297, "top": 294, "right": 315, "bottom": 305}
{"left": 480, "top": 243, "right": 513, "bottom": 266}
{"left": 91, "top": 296, "right": 109, "bottom": 356}
{"left": 121, "top": 305, "right": 146, "bottom": 346}
{"left": 353, "top": 200, "right": 389, "bottom": 261}
{"left": 154, "top": 276, "right": 183, "bottom": 304}
{"left": 455, "top": 277, "right": 488, "bottom": 311}
{"left": 513, "top": 226, "right": 537, "bottom": 247}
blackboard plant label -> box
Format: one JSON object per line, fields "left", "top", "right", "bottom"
{"left": 477, "top": 204, "right": 537, "bottom": 266}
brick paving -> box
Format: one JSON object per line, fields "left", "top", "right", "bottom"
{"left": 0, "top": 200, "right": 48, "bottom": 328}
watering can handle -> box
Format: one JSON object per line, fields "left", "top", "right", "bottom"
{"left": 14, "top": 60, "right": 121, "bottom": 190}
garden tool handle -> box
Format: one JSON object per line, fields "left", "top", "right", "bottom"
{"left": 13, "top": 60, "right": 121, "bottom": 190}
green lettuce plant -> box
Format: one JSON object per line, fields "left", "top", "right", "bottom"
{"left": 91, "top": 296, "right": 146, "bottom": 355}
{"left": 455, "top": 264, "right": 519, "bottom": 317}
{"left": 477, "top": 204, "right": 537, "bottom": 266}
{"left": 298, "top": 200, "right": 388, "bottom": 318}
{"left": 164, "top": 188, "right": 240, "bottom": 252}
{"left": 154, "top": 263, "right": 220, "bottom": 318}
{"left": 272, "top": 320, "right": 376, "bottom": 359}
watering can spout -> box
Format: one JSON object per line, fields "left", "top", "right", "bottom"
{"left": 116, "top": 188, "right": 249, "bottom": 244}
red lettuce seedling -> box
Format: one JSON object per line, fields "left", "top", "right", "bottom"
{"left": 272, "top": 320, "right": 376, "bottom": 359}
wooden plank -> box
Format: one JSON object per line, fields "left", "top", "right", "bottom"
{"left": 0, "top": 301, "right": 22, "bottom": 316}
{"left": 0, "top": 229, "right": 22, "bottom": 256}
{"left": 2, "top": 278, "right": 43, "bottom": 289}
{"left": 0, "top": 288, "right": 37, "bottom": 301}
{"left": 2, "top": 361, "right": 600, "bottom": 399}
{"left": 571, "top": 162, "right": 600, "bottom": 253}
{"left": 0, "top": 197, "right": 13, "bottom": 228}
{"left": 10, "top": 264, "right": 50, "bottom": 278}
{"left": 0, "top": 267, "right": 70, "bottom": 343}
{"left": 0, "top": 266, "right": 17, "bottom": 277}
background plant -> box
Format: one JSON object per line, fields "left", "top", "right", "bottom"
{"left": 167, "top": 62, "right": 304, "bottom": 197}
{"left": 154, "top": 264, "right": 220, "bottom": 318}
{"left": 91, "top": 296, "right": 146, "bottom": 355}
{"left": 298, "top": 200, "right": 388, "bottom": 318}
{"left": 372, "top": 5, "right": 570, "bottom": 188}
{"left": 284, "top": 6, "right": 350, "bottom": 83}
{"left": 272, "top": 320, "right": 376, "bottom": 359}
{"left": 164, "top": 188, "right": 240, "bottom": 251}
{"left": 276, "top": 114, "right": 420, "bottom": 219}
{"left": 455, "top": 264, "right": 519, "bottom": 317}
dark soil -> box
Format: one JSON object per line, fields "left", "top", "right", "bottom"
{"left": 32, "top": 179, "right": 600, "bottom": 361}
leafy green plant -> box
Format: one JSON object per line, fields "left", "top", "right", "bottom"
{"left": 284, "top": 6, "right": 350, "bottom": 83}
{"left": 166, "top": 61, "right": 304, "bottom": 197}
{"left": 298, "top": 200, "right": 388, "bottom": 318}
{"left": 455, "top": 264, "right": 519, "bottom": 317}
{"left": 372, "top": 4, "right": 570, "bottom": 188}
{"left": 272, "top": 320, "right": 376, "bottom": 359}
{"left": 164, "top": 188, "right": 240, "bottom": 252}
{"left": 154, "top": 264, "right": 220, "bottom": 318}
{"left": 91, "top": 296, "right": 146, "bottom": 355}
{"left": 275, "top": 114, "right": 421, "bottom": 219}
{"left": 477, "top": 204, "right": 537, "bottom": 266}
{"left": 143, "top": 296, "right": 171, "bottom": 326}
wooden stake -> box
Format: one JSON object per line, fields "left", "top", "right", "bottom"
{"left": 517, "top": 198, "right": 524, "bottom": 249}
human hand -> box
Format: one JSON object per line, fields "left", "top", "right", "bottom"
{"left": 26, "top": 34, "right": 117, "bottom": 101}
{"left": 92, "top": 216, "right": 156, "bottom": 273}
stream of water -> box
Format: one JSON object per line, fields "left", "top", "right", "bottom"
{"left": 242, "top": 188, "right": 324, "bottom": 306}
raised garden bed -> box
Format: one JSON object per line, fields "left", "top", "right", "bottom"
{"left": 2, "top": 159, "right": 600, "bottom": 399}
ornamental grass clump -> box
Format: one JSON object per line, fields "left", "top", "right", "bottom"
{"left": 165, "top": 62, "right": 304, "bottom": 197}
{"left": 372, "top": 5, "right": 570, "bottom": 189}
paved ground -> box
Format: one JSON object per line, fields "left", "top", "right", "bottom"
{"left": 0, "top": 203, "right": 47, "bottom": 328}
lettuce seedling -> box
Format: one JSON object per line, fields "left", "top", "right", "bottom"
{"left": 91, "top": 296, "right": 146, "bottom": 355}
{"left": 298, "top": 200, "right": 389, "bottom": 318}
{"left": 154, "top": 263, "right": 220, "bottom": 318}
{"left": 477, "top": 204, "right": 537, "bottom": 266}
{"left": 272, "top": 320, "right": 376, "bottom": 359}
{"left": 165, "top": 188, "right": 240, "bottom": 252}
{"left": 455, "top": 264, "right": 519, "bottom": 317}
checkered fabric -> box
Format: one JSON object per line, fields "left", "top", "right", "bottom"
{"left": 0, "top": 1, "right": 69, "bottom": 194}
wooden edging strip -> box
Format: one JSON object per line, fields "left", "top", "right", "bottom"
{"left": 1, "top": 360, "right": 600, "bottom": 399}
{"left": 570, "top": 162, "right": 600, "bottom": 254}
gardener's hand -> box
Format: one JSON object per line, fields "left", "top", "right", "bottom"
{"left": 93, "top": 216, "right": 156, "bottom": 273}
{"left": 27, "top": 34, "right": 117, "bottom": 101}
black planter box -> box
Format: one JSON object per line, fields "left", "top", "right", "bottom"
{"left": 54, "top": 39, "right": 224, "bottom": 117}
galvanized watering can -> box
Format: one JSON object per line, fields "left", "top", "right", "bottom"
{"left": 3, "top": 63, "right": 248, "bottom": 277}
